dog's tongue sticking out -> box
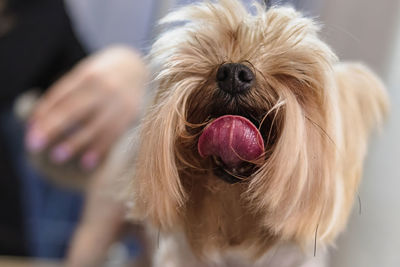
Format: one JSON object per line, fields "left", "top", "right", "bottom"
{"left": 198, "top": 115, "right": 264, "bottom": 168}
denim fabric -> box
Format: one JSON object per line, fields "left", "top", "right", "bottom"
{"left": 0, "top": 108, "right": 83, "bottom": 258}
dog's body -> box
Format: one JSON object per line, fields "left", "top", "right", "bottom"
{"left": 153, "top": 232, "right": 328, "bottom": 267}
{"left": 124, "top": 1, "right": 388, "bottom": 266}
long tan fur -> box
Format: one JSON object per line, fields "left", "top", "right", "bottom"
{"left": 127, "top": 0, "right": 388, "bottom": 265}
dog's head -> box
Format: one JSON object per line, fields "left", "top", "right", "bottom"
{"left": 131, "top": 0, "right": 346, "bottom": 257}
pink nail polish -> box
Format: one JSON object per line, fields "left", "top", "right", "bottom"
{"left": 81, "top": 151, "right": 99, "bottom": 171}
{"left": 26, "top": 128, "right": 47, "bottom": 153}
{"left": 50, "top": 145, "right": 71, "bottom": 163}
{"left": 26, "top": 121, "right": 34, "bottom": 130}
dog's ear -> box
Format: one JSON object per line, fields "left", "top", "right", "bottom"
{"left": 247, "top": 61, "right": 346, "bottom": 246}
{"left": 129, "top": 95, "right": 187, "bottom": 229}
{"left": 247, "top": 60, "right": 388, "bottom": 247}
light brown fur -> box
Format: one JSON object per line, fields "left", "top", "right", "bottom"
{"left": 125, "top": 0, "right": 388, "bottom": 266}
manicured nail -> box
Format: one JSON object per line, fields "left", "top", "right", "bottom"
{"left": 50, "top": 145, "right": 71, "bottom": 163}
{"left": 26, "top": 128, "right": 47, "bottom": 153}
{"left": 26, "top": 120, "right": 34, "bottom": 130}
{"left": 81, "top": 151, "right": 99, "bottom": 171}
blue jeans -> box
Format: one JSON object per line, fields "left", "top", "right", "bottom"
{"left": 0, "top": 108, "right": 83, "bottom": 259}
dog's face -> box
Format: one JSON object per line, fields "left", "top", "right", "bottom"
{"left": 132, "top": 0, "right": 348, "bottom": 257}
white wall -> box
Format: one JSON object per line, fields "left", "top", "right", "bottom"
{"left": 311, "top": 1, "right": 400, "bottom": 266}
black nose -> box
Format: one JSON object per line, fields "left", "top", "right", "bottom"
{"left": 216, "top": 63, "right": 254, "bottom": 95}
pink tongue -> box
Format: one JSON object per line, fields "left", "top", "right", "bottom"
{"left": 198, "top": 115, "right": 264, "bottom": 168}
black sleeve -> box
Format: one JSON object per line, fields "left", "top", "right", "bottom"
{"left": 0, "top": 138, "right": 27, "bottom": 256}
{"left": 0, "top": 0, "right": 87, "bottom": 108}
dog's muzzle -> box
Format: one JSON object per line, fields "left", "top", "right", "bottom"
{"left": 195, "top": 64, "right": 262, "bottom": 184}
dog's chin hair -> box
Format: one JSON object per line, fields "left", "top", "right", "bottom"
{"left": 128, "top": 0, "right": 388, "bottom": 262}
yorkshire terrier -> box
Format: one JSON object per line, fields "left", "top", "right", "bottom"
{"left": 126, "top": 0, "right": 388, "bottom": 266}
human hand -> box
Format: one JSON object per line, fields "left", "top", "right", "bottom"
{"left": 25, "top": 46, "right": 147, "bottom": 170}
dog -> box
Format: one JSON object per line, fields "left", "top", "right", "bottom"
{"left": 124, "top": 0, "right": 388, "bottom": 266}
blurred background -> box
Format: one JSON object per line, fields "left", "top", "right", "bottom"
{"left": 0, "top": 0, "right": 399, "bottom": 266}
{"left": 309, "top": 0, "right": 400, "bottom": 266}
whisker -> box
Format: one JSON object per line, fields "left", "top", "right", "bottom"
{"left": 157, "top": 228, "right": 160, "bottom": 249}
{"left": 223, "top": 168, "right": 248, "bottom": 181}
{"left": 265, "top": 104, "right": 283, "bottom": 146}
{"left": 258, "top": 99, "right": 286, "bottom": 130}
{"left": 305, "top": 116, "right": 338, "bottom": 150}
{"left": 314, "top": 223, "right": 319, "bottom": 257}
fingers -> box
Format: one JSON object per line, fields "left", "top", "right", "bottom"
{"left": 49, "top": 100, "right": 119, "bottom": 167}
{"left": 26, "top": 88, "right": 102, "bottom": 153}
{"left": 32, "top": 66, "right": 84, "bottom": 121}
{"left": 79, "top": 103, "right": 135, "bottom": 170}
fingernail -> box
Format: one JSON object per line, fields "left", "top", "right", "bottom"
{"left": 81, "top": 151, "right": 99, "bottom": 171}
{"left": 51, "top": 145, "right": 71, "bottom": 163}
{"left": 26, "top": 120, "right": 34, "bottom": 130}
{"left": 26, "top": 128, "right": 47, "bottom": 153}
